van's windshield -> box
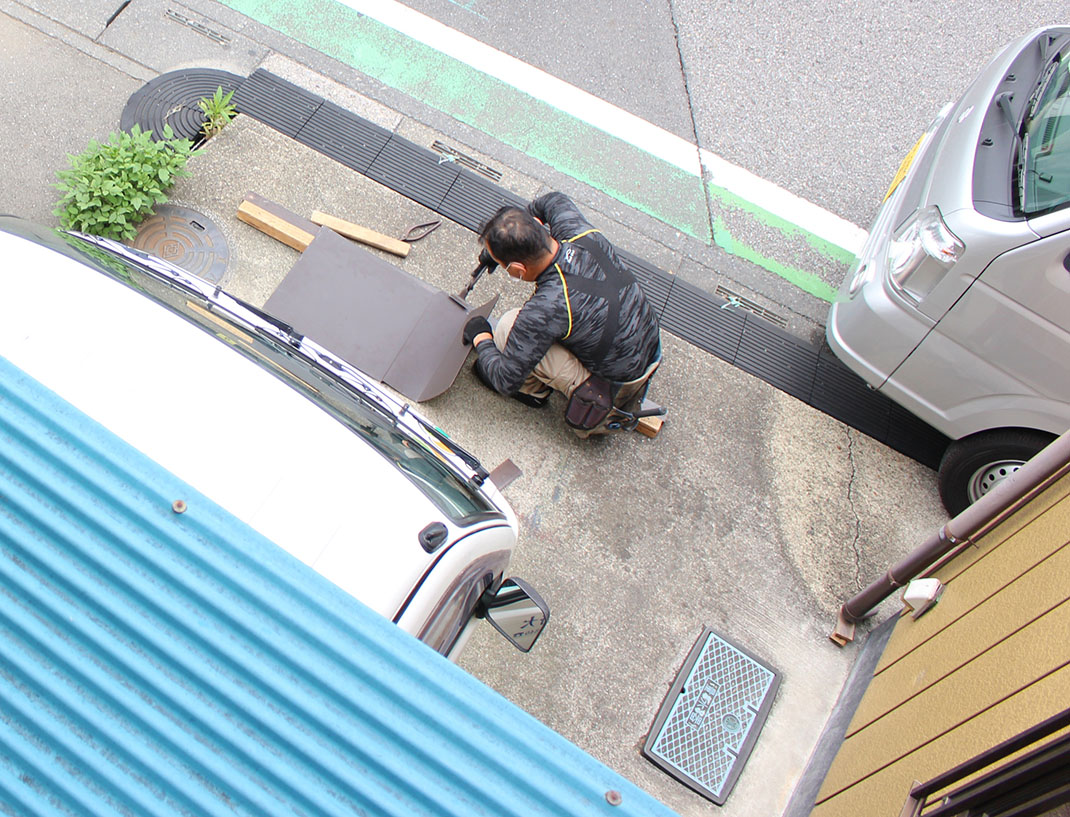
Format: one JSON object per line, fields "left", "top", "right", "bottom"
{"left": 1021, "top": 50, "right": 1070, "bottom": 214}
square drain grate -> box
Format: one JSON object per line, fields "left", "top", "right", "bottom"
{"left": 643, "top": 628, "right": 780, "bottom": 805}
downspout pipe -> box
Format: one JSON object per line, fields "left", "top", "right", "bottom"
{"left": 830, "top": 430, "right": 1070, "bottom": 646}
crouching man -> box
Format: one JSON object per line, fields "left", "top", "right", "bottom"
{"left": 463, "top": 192, "right": 662, "bottom": 436}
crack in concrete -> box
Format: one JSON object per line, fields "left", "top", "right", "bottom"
{"left": 845, "top": 427, "right": 864, "bottom": 588}
{"left": 666, "top": 0, "right": 717, "bottom": 245}
{"left": 104, "top": 0, "right": 130, "bottom": 30}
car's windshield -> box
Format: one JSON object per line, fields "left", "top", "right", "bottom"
{"left": 1021, "top": 49, "right": 1070, "bottom": 214}
{"left": 65, "top": 233, "right": 499, "bottom": 525}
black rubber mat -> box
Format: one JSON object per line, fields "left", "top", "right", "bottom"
{"left": 366, "top": 135, "right": 461, "bottom": 210}
{"left": 295, "top": 99, "right": 392, "bottom": 174}
{"left": 738, "top": 319, "right": 820, "bottom": 403}
{"left": 120, "top": 68, "right": 244, "bottom": 141}
{"left": 122, "top": 69, "right": 950, "bottom": 468}
{"left": 811, "top": 347, "right": 894, "bottom": 442}
{"left": 438, "top": 172, "right": 527, "bottom": 232}
{"left": 660, "top": 277, "right": 746, "bottom": 364}
{"left": 233, "top": 69, "right": 322, "bottom": 138}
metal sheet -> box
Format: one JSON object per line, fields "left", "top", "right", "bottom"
{"left": 0, "top": 356, "right": 682, "bottom": 817}
{"left": 264, "top": 227, "right": 494, "bottom": 401}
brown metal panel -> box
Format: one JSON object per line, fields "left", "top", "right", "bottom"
{"left": 264, "top": 227, "right": 490, "bottom": 401}
{"left": 382, "top": 292, "right": 497, "bottom": 402}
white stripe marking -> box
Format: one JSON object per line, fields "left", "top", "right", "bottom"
{"left": 337, "top": 0, "right": 867, "bottom": 255}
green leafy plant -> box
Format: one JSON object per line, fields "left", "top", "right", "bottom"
{"left": 198, "top": 86, "right": 237, "bottom": 139}
{"left": 53, "top": 124, "right": 195, "bottom": 241}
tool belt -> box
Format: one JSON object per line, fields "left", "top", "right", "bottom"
{"left": 564, "top": 374, "right": 616, "bottom": 431}
{"left": 565, "top": 354, "right": 662, "bottom": 434}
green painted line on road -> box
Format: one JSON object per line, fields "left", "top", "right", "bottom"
{"left": 223, "top": 0, "right": 710, "bottom": 238}
{"left": 222, "top": 0, "right": 846, "bottom": 301}
{"left": 708, "top": 182, "right": 858, "bottom": 269}
{"left": 711, "top": 214, "right": 838, "bottom": 302}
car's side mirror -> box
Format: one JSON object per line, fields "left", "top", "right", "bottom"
{"left": 481, "top": 577, "right": 549, "bottom": 652}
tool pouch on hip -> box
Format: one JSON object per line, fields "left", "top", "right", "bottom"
{"left": 565, "top": 374, "right": 616, "bottom": 431}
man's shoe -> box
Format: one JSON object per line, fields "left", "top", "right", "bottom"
{"left": 473, "top": 360, "right": 551, "bottom": 408}
{"left": 511, "top": 389, "right": 551, "bottom": 408}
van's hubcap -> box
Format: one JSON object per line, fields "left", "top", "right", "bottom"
{"left": 967, "top": 459, "right": 1025, "bottom": 503}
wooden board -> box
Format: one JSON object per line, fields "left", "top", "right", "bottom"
{"left": 637, "top": 414, "right": 664, "bottom": 438}
{"left": 310, "top": 211, "right": 411, "bottom": 258}
{"left": 236, "top": 193, "right": 318, "bottom": 251}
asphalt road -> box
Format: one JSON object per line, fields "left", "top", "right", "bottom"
{"left": 402, "top": 0, "right": 1069, "bottom": 224}
{"left": 194, "top": 0, "right": 1070, "bottom": 335}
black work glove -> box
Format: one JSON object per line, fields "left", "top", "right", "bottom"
{"left": 463, "top": 315, "right": 493, "bottom": 346}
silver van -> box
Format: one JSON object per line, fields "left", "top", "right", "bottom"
{"left": 827, "top": 26, "right": 1070, "bottom": 515}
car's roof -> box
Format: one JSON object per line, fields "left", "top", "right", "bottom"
{"left": 0, "top": 227, "right": 472, "bottom": 618}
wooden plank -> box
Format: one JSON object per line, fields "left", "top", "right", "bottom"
{"left": 310, "top": 210, "right": 411, "bottom": 258}
{"left": 236, "top": 195, "right": 316, "bottom": 252}
{"left": 637, "top": 414, "right": 664, "bottom": 438}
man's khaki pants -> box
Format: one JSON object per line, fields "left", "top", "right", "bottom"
{"left": 493, "top": 308, "right": 659, "bottom": 435}
{"left": 493, "top": 308, "right": 590, "bottom": 399}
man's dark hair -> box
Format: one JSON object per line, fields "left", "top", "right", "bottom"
{"left": 479, "top": 206, "right": 551, "bottom": 264}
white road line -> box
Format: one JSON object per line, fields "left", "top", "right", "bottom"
{"left": 337, "top": 0, "right": 868, "bottom": 255}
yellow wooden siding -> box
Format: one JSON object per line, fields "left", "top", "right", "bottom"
{"left": 811, "top": 664, "right": 1070, "bottom": 817}
{"left": 846, "top": 541, "right": 1070, "bottom": 736}
{"left": 818, "top": 600, "right": 1070, "bottom": 797}
{"left": 812, "top": 474, "right": 1070, "bottom": 817}
{"left": 874, "top": 489, "right": 1070, "bottom": 675}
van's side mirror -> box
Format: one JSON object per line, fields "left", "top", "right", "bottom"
{"left": 480, "top": 577, "right": 549, "bottom": 652}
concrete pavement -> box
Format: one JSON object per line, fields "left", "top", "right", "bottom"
{"left": 0, "top": 3, "right": 949, "bottom": 815}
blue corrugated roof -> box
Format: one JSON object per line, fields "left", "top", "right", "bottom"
{"left": 0, "top": 356, "right": 680, "bottom": 817}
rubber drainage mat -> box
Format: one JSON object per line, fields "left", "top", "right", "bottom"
{"left": 643, "top": 627, "right": 780, "bottom": 805}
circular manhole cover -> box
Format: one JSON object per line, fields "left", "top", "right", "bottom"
{"left": 133, "top": 206, "right": 230, "bottom": 284}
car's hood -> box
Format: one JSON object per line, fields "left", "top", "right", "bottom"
{"left": 0, "top": 230, "right": 464, "bottom": 618}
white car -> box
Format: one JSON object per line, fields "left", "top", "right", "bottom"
{"left": 0, "top": 217, "right": 547, "bottom": 658}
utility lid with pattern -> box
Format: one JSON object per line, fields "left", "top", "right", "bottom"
{"left": 643, "top": 627, "right": 780, "bottom": 805}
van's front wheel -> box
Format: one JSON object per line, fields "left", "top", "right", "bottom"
{"left": 938, "top": 429, "right": 1055, "bottom": 516}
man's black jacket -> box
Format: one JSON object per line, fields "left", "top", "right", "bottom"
{"left": 475, "top": 192, "right": 662, "bottom": 394}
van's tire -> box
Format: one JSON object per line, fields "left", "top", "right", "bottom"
{"left": 938, "top": 429, "right": 1055, "bottom": 516}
